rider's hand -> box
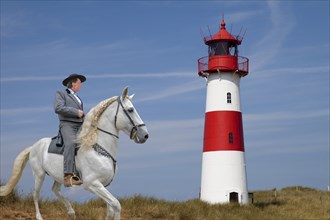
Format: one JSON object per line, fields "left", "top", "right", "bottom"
{"left": 78, "top": 110, "right": 84, "bottom": 118}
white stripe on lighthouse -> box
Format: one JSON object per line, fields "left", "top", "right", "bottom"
{"left": 200, "top": 151, "right": 248, "bottom": 204}
{"left": 205, "top": 73, "right": 241, "bottom": 112}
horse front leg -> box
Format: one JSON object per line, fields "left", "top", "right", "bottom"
{"left": 84, "top": 181, "right": 121, "bottom": 220}
{"left": 51, "top": 181, "right": 76, "bottom": 219}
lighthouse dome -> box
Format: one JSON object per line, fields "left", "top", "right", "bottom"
{"left": 205, "top": 20, "right": 241, "bottom": 45}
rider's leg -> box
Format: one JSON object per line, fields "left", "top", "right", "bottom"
{"left": 61, "top": 122, "right": 82, "bottom": 187}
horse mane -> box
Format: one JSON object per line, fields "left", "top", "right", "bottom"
{"left": 78, "top": 96, "right": 118, "bottom": 151}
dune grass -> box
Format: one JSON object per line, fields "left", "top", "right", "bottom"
{"left": 0, "top": 186, "right": 329, "bottom": 220}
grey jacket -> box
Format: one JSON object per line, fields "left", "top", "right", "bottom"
{"left": 54, "top": 89, "right": 84, "bottom": 123}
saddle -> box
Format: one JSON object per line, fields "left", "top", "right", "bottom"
{"left": 48, "top": 131, "right": 79, "bottom": 155}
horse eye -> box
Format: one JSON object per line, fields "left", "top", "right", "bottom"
{"left": 127, "top": 107, "right": 134, "bottom": 113}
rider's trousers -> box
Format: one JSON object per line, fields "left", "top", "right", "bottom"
{"left": 60, "top": 121, "right": 82, "bottom": 174}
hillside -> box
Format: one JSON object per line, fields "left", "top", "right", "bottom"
{"left": 0, "top": 186, "right": 329, "bottom": 220}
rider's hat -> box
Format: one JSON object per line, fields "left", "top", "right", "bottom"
{"left": 62, "top": 73, "right": 86, "bottom": 86}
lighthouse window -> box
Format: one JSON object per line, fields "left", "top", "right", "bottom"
{"left": 208, "top": 42, "right": 217, "bottom": 56}
{"left": 228, "top": 42, "right": 238, "bottom": 56}
{"left": 217, "top": 42, "right": 227, "bottom": 55}
{"left": 227, "top": 92, "right": 232, "bottom": 103}
{"left": 208, "top": 42, "right": 226, "bottom": 56}
{"left": 229, "top": 132, "right": 234, "bottom": 144}
{"left": 208, "top": 42, "right": 238, "bottom": 56}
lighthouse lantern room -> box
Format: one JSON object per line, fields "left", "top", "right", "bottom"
{"left": 198, "top": 19, "right": 249, "bottom": 204}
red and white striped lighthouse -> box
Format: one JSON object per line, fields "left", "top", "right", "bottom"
{"left": 198, "top": 19, "right": 249, "bottom": 204}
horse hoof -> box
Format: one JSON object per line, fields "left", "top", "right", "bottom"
{"left": 68, "top": 212, "right": 76, "bottom": 220}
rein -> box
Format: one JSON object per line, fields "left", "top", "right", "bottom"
{"left": 97, "top": 127, "right": 119, "bottom": 139}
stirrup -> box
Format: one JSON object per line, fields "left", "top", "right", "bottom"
{"left": 70, "top": 174, "right": 82, "bottom": 186}
{"left": 65, "top": 174, "right": 82, "bottom": 187}
{"left": 72, "top": 173, "right": 81, "bottom": 181}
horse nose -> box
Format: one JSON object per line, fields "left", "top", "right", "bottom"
{"left": 145, "top": 134, "right": 149, "bottom": 140}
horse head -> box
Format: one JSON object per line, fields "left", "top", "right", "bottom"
{"left": 115, "top": 87, "right": 149, "bottom": 144}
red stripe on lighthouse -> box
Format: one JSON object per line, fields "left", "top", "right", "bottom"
{"left": 203, "top": 111, "right": 245, "bottom": 152}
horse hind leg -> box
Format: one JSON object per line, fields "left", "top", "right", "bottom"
{"left": 52, "top": 181, "right": 76, "bottom": 219}
{"left": 32, "top": 171, "right": 46, "bottom": 220}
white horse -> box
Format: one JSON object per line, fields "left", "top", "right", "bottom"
{"left": 0, "top": 87, "right": 149, "bottom": 220}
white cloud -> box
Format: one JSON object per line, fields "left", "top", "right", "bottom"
{"left": 227, "top": 10, "right": 263, "bottom": 24}
{"left": 249, "top": 1, "right": 295, "bottom": 71}
{"left": 0, "top": 106, "right": 52, "bottom": 116}
{"left": 245, "top": 109, "right": 329, "bottom": 122}
{"left": 87, "top": 71, "right": 194, "bottom": 79}
{"left": 0, "top": 12, "right": 28, "bottom": 37}
{"left": 0, "top": 75, "right": 63, "bottom": 82}
{"left": 0, "top": 71, "right": 193, "bottom": 83}
{"left": 136, "top": 79, "right": 204, "bottom": 102}
{"left": 251, "top": 66, "right": 330, "bottom": 80}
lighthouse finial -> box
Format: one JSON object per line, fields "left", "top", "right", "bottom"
{"left": 221, "top": 14, "right": 226, "bottom": 30}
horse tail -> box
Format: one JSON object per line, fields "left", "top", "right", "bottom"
{"left": 0, "top": 147, "right": 31, "bottom": 196}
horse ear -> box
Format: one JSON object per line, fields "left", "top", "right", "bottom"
{"left": 129, "top": 94, "right": 135, "bottom": 100}
{"left": 121, "top": 86, "right": 129, "bottom": 100}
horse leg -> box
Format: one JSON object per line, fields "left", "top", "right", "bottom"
{"left": 51, "top": 181, "right": 76, "bottom": 219}
{"left": 85, "top": 181, "right": 121, "bottom": 220}
{"left": 106, "top": 203, "right": 115, "bottom": 219}
{"left": 32, "top": 172, "right": 46, "bottom": 220}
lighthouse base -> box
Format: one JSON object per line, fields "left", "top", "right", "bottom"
{"left": 200, "top": 151, "right": 248, "bottom": 204}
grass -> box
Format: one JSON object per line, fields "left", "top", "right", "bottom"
{"left": 0, "top": 186, "right": 329, "bottom": 220}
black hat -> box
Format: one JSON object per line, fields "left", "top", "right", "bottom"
{"left": 62, "top": 73, "right": 86, "bottom": 86}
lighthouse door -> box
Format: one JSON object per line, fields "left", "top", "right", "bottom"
{"left": 229, "top": 192, "right": 239, "bottom": 203}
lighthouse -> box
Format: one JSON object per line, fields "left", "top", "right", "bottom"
{"left": 198, "top": 19, "right": 249, "bottom": 204}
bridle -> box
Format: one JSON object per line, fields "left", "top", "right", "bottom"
{"left": 114, "top": 96, "right": 146, "bottom": 140}
{"left": 97, "top": 96, "right": 146, "bottom": 140}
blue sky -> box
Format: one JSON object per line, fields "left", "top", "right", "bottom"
{"left": 1, "top": 1, "right": 329, "bottom": 202}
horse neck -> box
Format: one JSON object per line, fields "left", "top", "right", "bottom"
{"left": 96, "top": 104, "right": 119, "bottom": 157}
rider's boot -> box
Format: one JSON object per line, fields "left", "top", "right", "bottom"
{"left": 64, "top": 173, "right": 82, "bottom": 187}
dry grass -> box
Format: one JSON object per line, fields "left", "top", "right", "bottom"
{"left": 0, "top": 186, "right": 329, "bottom": 220}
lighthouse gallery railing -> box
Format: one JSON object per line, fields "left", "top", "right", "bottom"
{"left": 198, "top": 56, "right": 249, "bottom": 76}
